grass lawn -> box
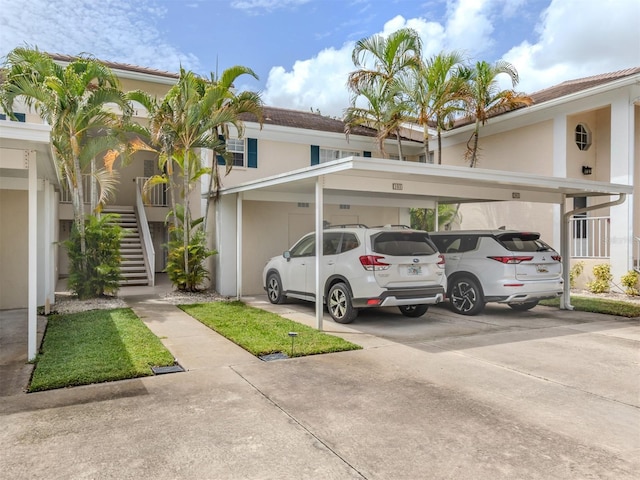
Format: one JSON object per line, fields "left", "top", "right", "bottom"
{"left": 30, "top": 308, "right": 175, "bottom": 392}
{"left": 180, "top": 301, "right": 361, "bottom": 357}
{"left": 540, "top": 296, "right": 640, "bottom": 318}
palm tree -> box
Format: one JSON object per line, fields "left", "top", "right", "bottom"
{"left": 0, "top": 47, "right": 132, "bottom": 256}
{"left": 462, "top": 60, "right": 532, "bottom": 167}
{"left": 127, "top": 67, "right": 262, "bottom": 290}
{"left": 348, "top": 28, "right": 422, "bottom": 160}
{"left": 411, "top": 205, "right": 462, "bottom": 231}
{"left": 402, "top": 51, "right": 467, "bottom": 164}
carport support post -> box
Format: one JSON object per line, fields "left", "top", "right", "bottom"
{"left": 560, "top": 199, "right": 573, "bottom": 310}
{"left": 236, "top": 193, "right": 243, "bottom": 300}
{"left": 28, "top": 150, "right": 38, "bottom": 361}
{"left": 315, "top": 177, "right": 324, "bottom": 330}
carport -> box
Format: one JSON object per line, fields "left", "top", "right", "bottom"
{"left": 213, "top": 156, "right": 633, "bottom": 329}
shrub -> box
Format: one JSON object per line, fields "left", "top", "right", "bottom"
{"left": 166, "top": 226, "right": 216, "bottom": 292}
{"left": 64, "top": 214, "right": 122, "bottom": 299}
{"left": 586, "top": 263, "right": 612, "bottom": 294}
{"left": 621, "top": 270, "right": 639, "bottom": 296}
{"left": 569, "top": 261, "right": 584, "bottom": 288}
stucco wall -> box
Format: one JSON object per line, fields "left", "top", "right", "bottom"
{"left": 0, "top": 189, "right": 28, "bottom": 309}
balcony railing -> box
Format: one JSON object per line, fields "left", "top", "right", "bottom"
{"left": 569, "top": 215, "right": 610, "bottom": 258}
{"left": 135, "top": 177, "right": 167, "bottom": 207}
{"left": 60, "top": 174, "right": 91, "bottom": 204}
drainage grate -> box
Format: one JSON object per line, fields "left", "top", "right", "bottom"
{"left": 151, "top": 363, "right": 185, "bottom": 375}
{"left": 259, "top": 352, "right": 289, "bottom": 362}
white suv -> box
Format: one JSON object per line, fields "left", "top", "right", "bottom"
{"left": 263, "top": 225, "right": 446, "bottom": 323}
{"left": 430, "top": 230, "right": 563, "bottom": 315}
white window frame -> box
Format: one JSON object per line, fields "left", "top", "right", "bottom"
{"left": 227, "top": 138, "right": 245, "bottom": 167}
{"left": 319, "top": 148, "right": 361, "bottom": 163}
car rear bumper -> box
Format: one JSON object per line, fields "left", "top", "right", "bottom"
{"left": 353, "top": 285, "right": 446, "bottom": 308}
{"left": 487, "top": 290, "right": 563, "bottom": 304}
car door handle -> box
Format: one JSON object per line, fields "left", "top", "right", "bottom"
{"left": 327, "top": 261, "right": 335, "bottom": 265}
{"left": 449, "top": 255, "right": 461, "bottom": 260}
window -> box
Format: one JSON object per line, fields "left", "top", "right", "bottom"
{"left": 319, "top": 148, "right": 361, "bottom": 163}
{"left": 339, "top": 233, "right": 359, "bottom": 254}
{"left": 227, "top": 138, "right": 245, "bottom": 167}
{"left": 371, "top": 232, "right": 437, "bottom": 256}
{"left": 289, "top": 235, "right": 315, "bottom": 257}
{"left": 575, "top": 123, "right": 591, "bottom": 151}
{"left": 0, "top": 112, "right": 26, "bottom": 122}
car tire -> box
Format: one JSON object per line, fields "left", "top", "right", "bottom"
{"left": 449, "top": 276, "right": 485, "bottom": 315}
{"left": 266, "top": 273, "right": 286, "bottom": 304}
{"left": 398, "top": 305, "right": 429, "bottom": 317}
{"left": 327, "top": 283, "right": 358, "bottom": 324}
{"left": 509, "top": 300, "right": 539, "bottom": 311}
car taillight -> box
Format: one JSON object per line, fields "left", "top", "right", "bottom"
{"left": 437, "top": 254, "right": 445, "bottom": 269}
{"left": 551, "top": 255, "right": 561, "bottom": 262}
{"left": 359, "top": 255, "right": 390, "bottom": 271}
{"left": 488, "top": 256, "right": 534, "bottom": 264}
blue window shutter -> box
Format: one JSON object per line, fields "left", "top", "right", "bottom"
{"left": 217, "top": 134, "right": 225, "bottom": 165}
{"left": 247, "top": 138, "right": 258, "bottom": 168}
{"left": 14, "top": 113, "right": 26, "bottom": 122}
{"left": 0, "top": 114, "right": 6, "bottom": 120}
{"left": 311, "top": 145, "right": 320, "bottom": 165}
{"left": 363, "top": 151, "right": 371, "bottom": 157}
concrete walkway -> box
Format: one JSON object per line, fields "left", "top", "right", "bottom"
{"left": 1, "top": 281, "right": 639, "bottom": 479}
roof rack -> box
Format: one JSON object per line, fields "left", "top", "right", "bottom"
{"left": 370, "top": 224, "right": 413, "bottom": 229}
{"left": 324, "top": 224, "right": 369, "bottom": 229}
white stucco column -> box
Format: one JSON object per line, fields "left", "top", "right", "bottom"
{"left": 552, "top": 114, "right": 568, "bottom": 251}
{"left": 609, "top": 94, "right": 634, "bottom": 290}
{"left": 215, "top": 193, "right": 238, "bottom": 297}
{"left": 27, "top": 150, "right": 38, "bottom": 361}
{"left": 315, "top": 177, "right": 324, "bottom": 330}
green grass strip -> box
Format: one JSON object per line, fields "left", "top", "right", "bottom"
{"left": 30, "top": 308, "right": 175, "bottom": 392}
{"left": 540, "top": 296, "right": 640, "bottom": 318}
{"left": 180, "top": 301, "right": 361, "bottom": 357}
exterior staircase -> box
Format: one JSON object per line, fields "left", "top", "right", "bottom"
{"left": 104, "top": 206, "right": 150, "bottom": 286}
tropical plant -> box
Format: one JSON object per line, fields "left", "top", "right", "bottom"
{"left": 165, "top": 206, "right": 216, "bottom": 291}
{"left": 402, "top": 51, "right": 467, "bottom": 164}
{"left": 461, "top": 60, "right": 532, "bottom": 167}
{"left": 0, "top": 47, "right": 132, "bottom": 255}
{"left": 569, "top": 261, "right": 584, "bottom": 288}
{"left": 347, "top": 28, "right": 422, "bottom": 160}
{"left": 410, "top": 204, "right": 462, "bottom": 231}
{"left": 126, "top": 67, "right": 262, "bottom": 290}
{"left": 63, "top": 214, "right": 122, "bottom": 299}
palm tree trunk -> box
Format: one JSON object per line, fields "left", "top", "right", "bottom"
{"left": 437, "top": 128, "right": 443, "bottom": 165}
{"left": 183, "top": 151, "right": 191, "bottom": 289}
{"left": 422, "top": 124, "right": 430, "bottom": 163}
{"left": 396, "top": 132, "right": 404, "bottom": 161}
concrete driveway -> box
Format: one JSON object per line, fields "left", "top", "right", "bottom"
{"left": 1, "top": 297, "right": 638, "bottom": 479}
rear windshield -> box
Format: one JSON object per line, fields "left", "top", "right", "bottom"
{"left": 496, "top": 232, "right": 553, "bottom": 252}
{"left": 371, "top": 232, "right": 437, "bottom": 256}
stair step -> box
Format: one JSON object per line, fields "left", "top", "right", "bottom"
{"left": 120, "top": 279, "right": 149, "bottom": 286}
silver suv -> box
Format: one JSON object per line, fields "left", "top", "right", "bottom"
{"left": 430, "top": 230, "right": 563, "bottom": 315}
{"left": 263, "top": 225, "right": 446, "bottom": 323}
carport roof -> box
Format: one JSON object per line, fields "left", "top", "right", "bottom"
{"left": 216, "top": 157, "right": 633, "bottom": 207}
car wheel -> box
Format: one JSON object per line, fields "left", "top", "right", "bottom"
{"left": 266, "top": 273, "right": 285, "bottom": 304}
{"left": 509, "top": 301, "right": 538, "bottom": 311}
{"left": 449, "top": 276, "right": 485, "bottom": 315}
{"left": 398, "top": 305, "right": 429, "bottom": 317}
{"left": 327, "top": 283, "right": 358, "bottom": 324}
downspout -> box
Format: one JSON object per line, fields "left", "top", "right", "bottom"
{"left": 561, "top": 193, "right": 627, "bottom": 310}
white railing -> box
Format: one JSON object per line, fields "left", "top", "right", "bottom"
{"left": 634, "top": 236, "right": 640, "bottom": 272}
{"left": 569, "top": 215, "right": 610, "bottom": 258}
{"left": 60, "top": 174, "right": 91, "bottom": 203}
{"left": 135, "top": 185, "right": 156, "bottom": 286}
{"left": 135, "top": 177, "right": 167, "bottom": 207}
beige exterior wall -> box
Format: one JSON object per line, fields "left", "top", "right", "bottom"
{"left": 0, "top": 189, "right": 28, "bottom": 309}
{"left": 635, "top": 106, "right": 639, "bottom": 244}
{"left": 238, "top": 201, "right": 403, "bottom": 295}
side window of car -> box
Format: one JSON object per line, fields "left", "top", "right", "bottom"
{"left": 339, "top": 233, "right": 359, "bottom": 253}
{"left": 323, "top": 233, "right": 342, "bottom": 255}
{"left": 289, "top": 235, "right": 315, "bottom": 257}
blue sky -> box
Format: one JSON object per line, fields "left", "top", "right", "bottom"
{"left": 1, "top": 0, "right": 638, "bottom": 117}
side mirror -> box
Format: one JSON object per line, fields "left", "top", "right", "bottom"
{"left": 283, "top": 251, "right": 291, "bottom": 261}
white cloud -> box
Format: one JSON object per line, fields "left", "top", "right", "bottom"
{"left": 231, "top": 0, "right": 310, "bottom": 12}
{"left": 0, "top": 0, "right": 199, "bottom": 73}
{"left": 503, "top": 0, "right": 640, "bottom": 93}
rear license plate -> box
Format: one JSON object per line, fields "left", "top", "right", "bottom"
{"left": 536, "top": 265, "right": 549, "bottom": 273}
{"left": 407, "top": 265, "right": 422, "bottom": 275}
